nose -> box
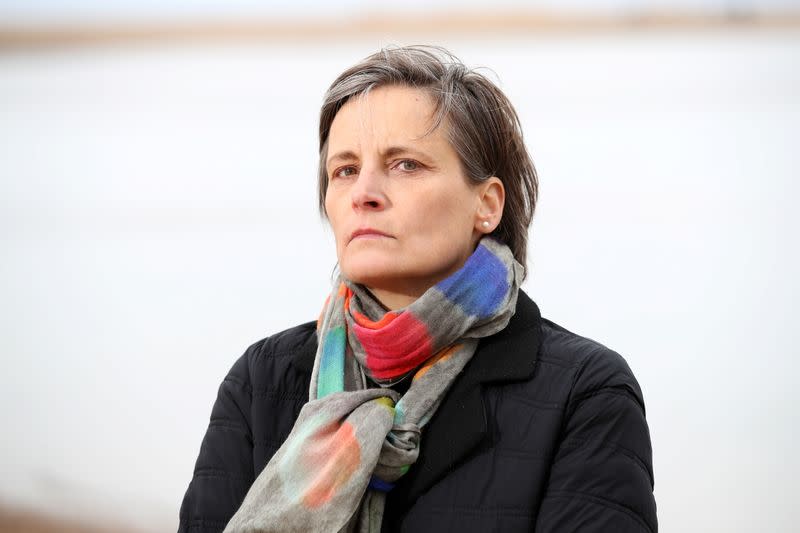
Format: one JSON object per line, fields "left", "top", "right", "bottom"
{"left": 351, "top": 164, "right": 387, "bottom": 211}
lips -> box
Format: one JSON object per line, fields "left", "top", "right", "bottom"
{"left": 349, "top": 228, "right": 392, "bottom": 242}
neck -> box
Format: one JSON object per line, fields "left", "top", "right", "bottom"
{"left": 367, "top": 287, "right": 422, "bottom": 311}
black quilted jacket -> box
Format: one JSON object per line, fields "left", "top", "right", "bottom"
{"left": 179, "top": 291, "right": 657, "bottom": 532}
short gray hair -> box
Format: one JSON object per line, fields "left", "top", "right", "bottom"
{"left": 317, "top": 45, "right": 539, "bottom": 275}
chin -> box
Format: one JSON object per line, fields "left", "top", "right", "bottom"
{"left": 339, "top": 250, "right": 398, "bottom": 281}
{"left": 341, "top": 264, "right": 396, "bottom": 287}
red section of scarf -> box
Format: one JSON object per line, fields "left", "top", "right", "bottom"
{"left": 351, "top": 306, "right": 433, "bottom": 380}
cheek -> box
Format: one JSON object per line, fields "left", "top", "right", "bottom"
{"left": 324, "top": 208, "right": 345, "bottom": 258}
{"left": 439, "top": 189, "right": 475, "bottom": 226}
{"left": 411, "top": 193, "right": 473, "bottom": 245}
{"left": 325, "top": 195, "right": 345, "bottom": 236}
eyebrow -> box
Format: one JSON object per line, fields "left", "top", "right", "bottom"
{"left": 326, "top": 150, "right": 358, "bottom": 168}
{"left": 327, "top": 145, "right": 431, "bottom": 167}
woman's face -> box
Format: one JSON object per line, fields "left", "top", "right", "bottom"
{"left": 324, "top": 85, "right": 500, "bottom": 309}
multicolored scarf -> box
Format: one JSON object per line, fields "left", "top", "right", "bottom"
{"left": 224, "top": 237, "right": 522, "bottom": 533}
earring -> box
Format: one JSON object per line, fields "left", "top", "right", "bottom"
{"left": 481, "top": 220, "right": 490, "bottom": 229}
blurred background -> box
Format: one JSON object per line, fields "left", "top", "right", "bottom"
{"left": 1, "top": 0, "right": 798, "bottom": 531}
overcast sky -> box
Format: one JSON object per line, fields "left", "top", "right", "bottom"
{"left": 1, "top": 0, "right": 797, "bottom": 25}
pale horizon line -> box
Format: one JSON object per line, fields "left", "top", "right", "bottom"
{"left": 2, "top": 9, "right": 799, "bottom": 50}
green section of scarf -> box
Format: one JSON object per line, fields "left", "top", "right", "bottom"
{"left": 224, "top": 237, "right": 522, "bottom": 533}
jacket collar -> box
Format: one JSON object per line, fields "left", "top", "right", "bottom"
{"left": 292, "top": 289, "right": 542, "bottom": 504}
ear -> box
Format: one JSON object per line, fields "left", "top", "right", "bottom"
{"left": 474, "top": 177, "right": 505, "bottom": 233}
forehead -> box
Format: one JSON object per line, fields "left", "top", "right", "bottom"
{"left": 328, "top": 85, "right": 444, "bottom": 150}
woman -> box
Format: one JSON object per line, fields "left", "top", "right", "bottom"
{"left": 179, "top": 46, "right": 657, "bottom": 533}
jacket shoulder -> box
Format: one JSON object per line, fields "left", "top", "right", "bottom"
{"left": 534, "top": 317, "right": 656, "bottom": 532}
{"left": 178, "top": 321, "right": 317, "bottom": 532}
{"left": 234, "top": 321, "right": 317, "bottom": 394}
{"left": 538, "top": 317, "right": 645, "bottom": 411}
{"left": 244, "top": 320, "right": 317, "bottom": 363}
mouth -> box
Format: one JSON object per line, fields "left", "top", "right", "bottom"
{"left": 349, "top": 228, "right": 392, "bottom": 243}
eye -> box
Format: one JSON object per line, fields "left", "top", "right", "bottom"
{"left": 394, "top": 159, "right": 420, "bottom": 173}
{"left": 333, "top": 165, "right": 358, "bottom": 179}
